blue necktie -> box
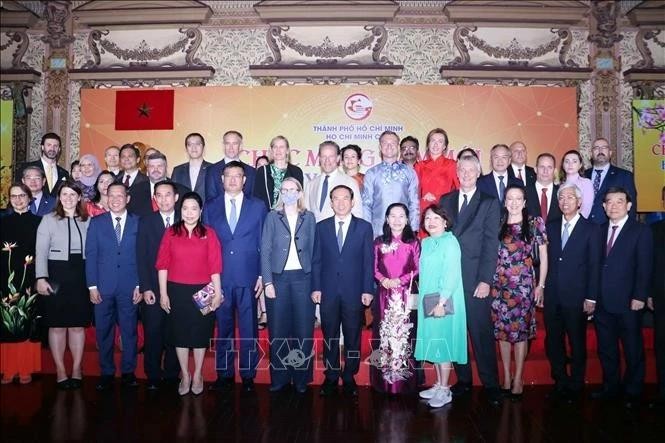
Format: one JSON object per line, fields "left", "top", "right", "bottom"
{"left": 498, "top": 175, "right": 505, "bottom": 201}
{"left": 114, "top": 217, "right": 122, "bottom": 244}
{"left": 593, "top": 169, "right": 602, "bottom": 195}
{"left": 336, "top": 221, "right": 344, "bottom": 252}
{"left": 229, "top": 198, "right": 238, "bottom": 233}
{"left": 29, "top": 199, "right": 37, "bottom": 215}
{"left": 319, "top": 175, "right": 329, "bottom": 211}
{"left": 561, "top": 222, "right": 570, "bottom": 249}
{"left": 460, "top": 193, "right": 468, "bottom": 214}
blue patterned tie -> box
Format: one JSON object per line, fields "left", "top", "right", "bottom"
{"left": 29, "top": 199, "right": 37, "bottom": 215}
{"left": 336, "top": 221, "right": 344, "bottom": 252}
{"left": 114, "top": 217, "right": 122, "bottom": 244}
{"left": 561, "top": 222, "right": 570, "bottom": 249}
{"left": 229, "top": 198, "right": 238, "bottom": 233}
{"left": 498, "top": 175, "right": 506, "bottom": 201}
{"left": 165, "top": 216, "right": 171, "bottom": 228}
{"left": 593, "top": 169, "right": 602, "bottom": 195}
{"left": 319, "top": 175, "right": 329, "bottom": 211}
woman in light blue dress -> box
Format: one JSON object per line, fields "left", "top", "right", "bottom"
{"left": 414, "top": 205, "right": 467, "bottom": 408}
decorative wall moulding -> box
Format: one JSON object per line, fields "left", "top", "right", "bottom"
{"left": 249, "top": 63, "right": 403, "bottom": 85}
{"left": 0, "top": 30, "right": 31, "bottom": 70}
{"left": 73, "top": 0, "right": 212, "bottom": 28}
{"left": 440, "top": 65, "right": 592, "bottom": 85}
{"left": 0, "top": 1, "right": 40, "bottom": 29}
{"left": 68, "top": 66, "right": 215, "bottom": 86}
{"left": 0, "top": 68, "right": 42, "bottom": 84}
{"left": 627, "top": 0, "right": 665, "bottom": 27}
{"left": 443, "top": 0, "right": 588, "bottom": 27}
{"left": 254, "top": 0, "right": 399, "bottom": 25}
{"left": 623, "top": 68, "right": 665, "bottom": 100}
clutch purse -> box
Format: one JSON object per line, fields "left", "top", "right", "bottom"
{"left": 192, "top": 282, "right": 216, "bottom": 315}
{"left": 423, "top": 293, "right": 454, "bottom": 317}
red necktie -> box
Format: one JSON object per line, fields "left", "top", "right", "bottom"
{"left": 124, "top": 174, "right": 130, "bottom": 187}
{"left": 518, "top": 168, "right": 523, "bottom": 182}
{"left": 540, "top": 188, "right": 548, "bottom": 220}
{"left": 606, "top": 225, "right": 618, "bottom": 256}
{"left": 151, "top": 196, "right": 158, "bottom": 211}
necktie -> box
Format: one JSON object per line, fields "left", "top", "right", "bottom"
{"left": 540, "top": 188, "right": 548, "bottom": 221}
{"left": 124, "top": 174, "right": 130, "bottom": 187}
{"left": 29, "top": 199, "right": 37, "bottom": 215}
{"left": 561, "top": 222, "right": 570, "bottom": 249}
{"left": 593, "top": 169, "right": 602, "bottom": 195}
{"left": 498, "top": 175, "right": 505, "bottom": 201}
{"left": 517, "top": 168, "right": 523, "bottom": 183}
{"left": 229, "top": 198, "right": 238, "bottom": 233}
{"left": 337, "top": 221, "right": 344, "bottom": 252}
{"left": 165, "top": 216, "right": 171, "bottom": 228}
{"left": 114, "top": 216, "right": 122, "bottom": 244}
{"left": 460, "top": 193, "right": 468, "bottom": 214}
{"left": 45, "top": 163, "right": 54, "bottom": 192}
{"left": 319, "top": 175, "right": 329, "bottom": 212}
{"left": 606, "top": 225, "right": 618, "bottom": 256}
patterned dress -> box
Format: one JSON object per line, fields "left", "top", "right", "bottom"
{"left": 491, "top": 217, "right": 547, "bottom": 343}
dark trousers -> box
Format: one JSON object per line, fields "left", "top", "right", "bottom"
{"left": 214, "top": 286, "right": 258, "bottom": 379}
{"left": 654, "top": 297, "right": 665, "bottom": 398}
{"left": 544, "top": 300, "right": 587, "bottom": 391}
{"left": 141, "top": 300, "right": 179, "bottom": 381}
{"left": 453, "top": 293, "right": 499, "bottom": 389}
{"left": 320, "top": 293, "right": 363, "bottom": 384}
{"left": 265, "top": 270, "right": 315, "bottom": 389}
{"left": 94, "top": 290, "right": 138, "bottom": 376}
{"left": 594, "top": 305, "right": 645, "bottom": 396}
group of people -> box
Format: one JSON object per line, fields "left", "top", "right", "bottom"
{"left": 0, "top": 129, "right": 662, "bottom": 411}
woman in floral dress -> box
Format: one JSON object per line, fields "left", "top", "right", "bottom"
{"left": 491, "top": 185, "right": 548, "bottom": 398}
{"left": 371, "top": 203, "right": 420, "bottom": 394}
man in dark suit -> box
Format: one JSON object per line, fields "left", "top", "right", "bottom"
{"left": 104, "top": 145, "right": 122, "bottom": 178}
{"left": 19, "top": 166, "right": 56, "bottom": 216}
{"left": 171, "top": 132, "right": 212, "bottom": 202}
{"left": 86, "top": 182, "right": 143, "bottom": 390}
{"left": 477, "top": 143, "right": 521, "bottom": 203}
{"left": 647, "top": 188, "right": 665, "bottom": 409}
{"left": 312, "top": 184, "right": 374, "bottom": 397}
{"left": 507, "top": 141, "right": 536, "bottom": 187}
{"left": 591, "top": 186, "right": 652, "bottom": 408}
{"left": 585, "top": 137, "right": 637, "bottom": 224}
{"left": 526, "top": 153, "right": 562, "bottom": 223}
{"left": 544, "top": 183, "right": 601, "bottom": 402}
{"left": 127, "top": 152, "right": 189, "bottom": 217}
{"left": 118, "top": 144, "right": 148, "bottom": 190}
{"left": 439, "top": 156, "right": 502, "bottom": 404}
{"left": 204, "top": 130, "right": 256, "bottom": 202}
{"left": 136, "top": 181, "right": 181, "bottom": 390}
{"left": 204, "top": 161, "right": 267, "bottom": 392}
{"left": 15, "top": 132, "right": 69, "bottom": 195}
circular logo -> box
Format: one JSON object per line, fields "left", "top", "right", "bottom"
{"left": 344, "top": 93, "right": 373, "bottom": 120}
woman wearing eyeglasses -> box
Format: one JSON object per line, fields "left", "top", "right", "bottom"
{"left": 260, "top": 177, "right": 316, "bottom": 393}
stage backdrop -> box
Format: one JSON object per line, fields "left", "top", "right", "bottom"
{"left": 632, "top": 99, "right": 665, "bottom": 212}
{"left": 80, "top": 85, "right": 578, "bottom": 180}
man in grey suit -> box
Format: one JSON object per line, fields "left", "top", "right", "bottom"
{"left": 439, "top": 156, "right": 502, "bottom": 404}
{"left": 171, "top": 132, "right": 212, "bottom": 202}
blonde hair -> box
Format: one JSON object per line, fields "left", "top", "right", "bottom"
{"left": 273, "top": 177, "right": 306, "bottom": 213}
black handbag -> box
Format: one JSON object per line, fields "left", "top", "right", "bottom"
{"left": 529, "top": 218, "right": 541, "bottom": 267}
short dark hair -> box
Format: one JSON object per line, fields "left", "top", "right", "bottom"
{"left": 456, "top": 147, "right": 478, "bottom": 160}
{"left": 536, "top": 152, "right": 556, "bottom": 167}
{"left": 223, "top": 130, "right": 243, "bottom": 141}
{"left": 22, "top": 165, "right": 45, "bottom": 179}
{"left": 119, "top": 143, "right": 140, "bottom": 158}
{"left": 255, "top": 155, "right": 269, "bottom": 168}
{"left": 146, "top": 152, "right": 167, "bottom": 163}
{"left": 319, "top": 140, "right": 340, "bottom": 155}
{"left": 185, "top": 132, "right": 206, "bottom": 147}
{"left": 54, "top": 179, "right": 88, "bottom": 221}
{"left": 341, "top": 144, "right": 362, "bottom": 161}
{"left": 400, "top": 136, "right": 419, "bottom": 149}
{"left": 153, "top": 180, "right": 178, "bottom": 196}
{"left": 223, "top": 160, "right": 245, "bottom": 175}
{"left": 603, "top": 186, "right": 632, "bottom": 204}
{"left": 425, "top": 128, "right": 449, "bottom": 148}
{"left": 329, "top": 184, "right": 354, "bottom": 200}
{"left": 70, "top": 160, "right": 80, "bottom": 172}
{"left": 421, "top": 204, "right": 453, "bottom": 234}
{"left": 172, "top": 192, "right": 207, "bottom": 238}
{"left": 41, "top": 132, "right": 61, "bottom": 146}
{"left": 107, "top": 181, "right": 128, "bottom": 195}
{"left": 91, "top": 170, "right": 115, "bottom": 203}
{"left": 379, "top": 130, "right": 399, "bottom": 143}
{"left": 380, "top": 203, "right": 416, "bottom": 244}
{"left": 8, "top": 182, "right": 32, "bottom": 201}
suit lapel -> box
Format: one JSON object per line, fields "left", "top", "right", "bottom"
{"left": 456, "top": 191, "right": 479, "bottom": 236}
{"left": 340, "top": 217, "right": 356, "bottom": 255}
{"left": 195, "top": 163, "right": 208, "bottom": 191}
{"left": 607, "top": 218, "right": 633, "bottom": 258}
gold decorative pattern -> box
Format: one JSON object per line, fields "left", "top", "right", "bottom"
{"left": 2, "top": 31, "right": 31, "bottom": 69}
{"left": 588, "top": 1, "right": 623, "bottom": 49}
{"left": 40, "top": 1, "right": 75, "bottom": 49}
{"left": 634, "top": 29, "right": 664, "bottom": 69}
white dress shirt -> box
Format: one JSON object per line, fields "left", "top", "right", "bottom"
{"left": 458, "top": 187, "right": 477, "bottom": 212}
{"left": 606, "top": 214, "right": 629, "bottom": 243}
{"left": 189, "top": 162, "right": 202, "bottom": 189}
{"left": 560, "top": 212, "right": 581, "bottom": 238}
{"left": 224, "top": 192, "right": 244, "bottom": 222}
{"left": 160, "top": 211, "right": 175, "bottom": 228}
{"left": 304, "top": 168, "right": 362, "bottom": 222}
{"left": 334, "top": 214, "right": 352, "bottom": 247}
{"left": 111, "top": 210, "right": 129, "bottom": 240}
{"left": 122, "top": 169, "right": 140, "bottom": 187}
{"left": 492, "top": 170, "right": 508, "bottom": 197}
{"left": 535, "top": 181, "right": 554, "bottom": 215}
{"left": 592, "top": 163, "right": 610, "bottom": 189}
{"left": 41, "top": 158, "right": 59, "bottom": 188}
{"left": 284, "top": 212, "right": 303, "bottom": 270}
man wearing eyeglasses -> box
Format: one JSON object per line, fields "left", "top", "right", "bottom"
{"left": 584, "top": 137, "right": 637, "bottom": 224}
{"left": 20, "top": 166, "right": 56, "bottom": 216}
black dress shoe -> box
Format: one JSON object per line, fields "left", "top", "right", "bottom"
{"left": 648, "top": 397, "right": 665, "bottom": 409}
{"left": 209, "top": 376, "right": 234, "bottom": 391}
{"left": 96, "top": 375, "right": 114, "bottom": 391}
{"left": 269, "top": 383, "right": 291, "bottom": 393}
{"left": 69, "top": 378, "right": 82, "bottom": 390}
{"left": 546, "top": 386, "right": 566, "bottom": 401}
{"left": 57, "top": 379, "right": 71, "bottom": 390}
{"left": 241, "top": 378, "right": 255, "bottom": 392}
{"left": 565, "top": 389, "right": 582, "bottom": 404}
{"left": 485, "top": 388, "right": 504, "bottom": 405}
{"left": 450, "top": 382, "right": 471, "bottom": 397}
{"left": 590, "top": 388, "right": 619, "bottom": 400}
{"left": 343, "top": 381, "right": 358, "bottom": 397}
{"left": 146, "top": 379, "right": 160, "bottom": 390}
{"left": 319, "top": 379, "right": 338, "bottom": 397}
{"left": 623, "top": 395, "right": 641, "bottom": 409}
{"left": 121, "top": 373, "right": 139, "bottom": 388}
{"left": 295, "top": 385, "right": 308, "bottom": 394}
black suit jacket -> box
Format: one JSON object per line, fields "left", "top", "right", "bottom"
{"left": 599, "top": 218, "right": 653, "bottom": 314}
{"left": 253, "top": 163, "right": 304, "bottom": 210}
{"left": 204, "top": 159, "right": 256, "bottom": 202}
{"left": 439, "top": 190, "right": 501, "bottom": 296}
{"left": 507, "top": 165, "right": 536, "bottom": 187}
{"left": 545, "top": 216, "right": 601, "bottom": 308}
{"left": 584, "top": 165, "right": 637, "bottom": 224}
{"left": 526, "top": 183, "right": 562, "bottom": 223}
{"left": 171, "top": 160, "right": 212, "bottom": 202}
{"left": 127, "top": 180, "right": 190, "bottom": 217}
{"left": 118, "top": 171, "right": 149, "bottom": 190}
{"left": 652, "top": 220, "right": 665, "bottom": 309}
{"left": 476, "top": 172, "right": 521, "bottom": 202}
{"left": 16, "top": 159, "right": 69, "bottom": 195}
{"left": 137, "top": 211, "right": 179, "bottom": 294}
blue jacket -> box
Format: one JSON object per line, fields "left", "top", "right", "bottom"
{"left": 584, "top": 165, "right": 637, "bottom": 224}
{"left": 204, "top": 160, "right": 256, "bottom": 203}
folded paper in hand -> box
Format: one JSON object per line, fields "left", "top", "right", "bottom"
{"left": 423, "top": 293, "right": 454, "bottom": 317}
{"left": 192, "top": 282, "right": 216, "bottom": 315}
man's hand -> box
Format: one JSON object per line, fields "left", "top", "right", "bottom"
{"left": 89, "top": 288, "right": 102, "bottom": 304}
{"left": 132, "top": 287, "right": 142, "bottom": 305}
{"left": 254, "top": 277, "right": 263, "bottom": 298}
{"left": 311, "top": 291, "right": 322, "bottom": 304}
{"left": 143, "top": 290, "right": 156, "bottom": 305}
{"left": 361, "top": 293, "right": 373, "bottom": 306}
{"left": 647, "top": 297, "right": 654, "bottom": 311}
{"left": 630, "top": 299, "right": 645, "bottom": 311}
{"left": 265, "top": 284, "right": 276, "bottom": 299}
{"left": 473, "top": 282, "right": 490, "bottom": 299}
{"left": 423, "top": 192, "right": 436, "bottom": 202}
{"left": 36, "top": 279, "right": 53, "bottom": 296}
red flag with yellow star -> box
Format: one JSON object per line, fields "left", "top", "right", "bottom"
{"left": 115, "top": 90, "right": 174, "bottom": 130}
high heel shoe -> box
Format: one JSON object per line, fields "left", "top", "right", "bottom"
{"left": 500, "top": 378, "right": 513, "bottom": 395}
{"left": 178, "top": 374, "right": 191, "bottom": 396}
{"left": 191, "top": 375, "right": 204, "bottom": 395}
{"left": 511, "top": 379, "right": 524, "bottom": 401}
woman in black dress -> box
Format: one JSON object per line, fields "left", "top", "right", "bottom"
{"left": 35, "top": 181, "right": 90, "bottom": 389}
{"left": 157, "top": 192, "right": 223, "bottom": 396}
